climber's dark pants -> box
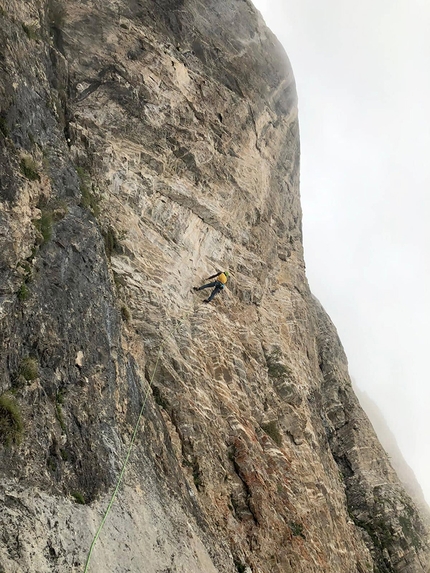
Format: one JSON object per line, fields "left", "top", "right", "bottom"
{"left": 198, "top": 280, "right": 224, "bottom": 301}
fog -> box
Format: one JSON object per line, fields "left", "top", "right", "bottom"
{"left": 252, "top": 0, "right": 430, "bottom": 504}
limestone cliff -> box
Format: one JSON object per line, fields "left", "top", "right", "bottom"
{"left": 0, "top": 1, "right": 429, "bottom": 572}
{"left": 354, "top": 384, "right": 430, "bottom": 522}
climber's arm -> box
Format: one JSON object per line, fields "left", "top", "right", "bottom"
{"left": 206, "top": 270, "right": 221, "bottom": 280}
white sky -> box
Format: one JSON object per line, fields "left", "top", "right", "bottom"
{"left": 252, "top": 0, "right": 430, "bottom": 505}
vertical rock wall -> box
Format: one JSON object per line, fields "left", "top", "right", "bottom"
{"left": 0, "top": 1, "right": 429, "bottom": 572}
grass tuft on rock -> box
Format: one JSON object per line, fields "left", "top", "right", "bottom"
{"left": 71, "top": 491, "right": 86, "bottom": 505}
{"left": 56, "top": 403, "right": 66, "bottom": 432}
{"left": 17, "top": 283, "right": 30, "bottom": 301}
{"left": 77, "top": 167, "right": 100, "bottom": 215}
{"left": 32, "top": 201, "right": 68, "bottom": 247}
{"left": 0, "top": 394, "right": 23, "bottom": 447}
{"left": 121, "top": 305, "right": 131, "bottom": 322}
{"left": 33, "top": 211, "right": 53, "bottom": 244}
{"left": 103, "top": 226, "right": 123, "bottom": 259}
{"left": 20, "top": 357, "right": 39, "bottom": 381}
{"left": 20, "top": 155, "right": 40, "bottom": 181}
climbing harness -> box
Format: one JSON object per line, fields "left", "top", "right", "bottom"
{"left": 83, "top": 313, "right": 190, "bottom": 572}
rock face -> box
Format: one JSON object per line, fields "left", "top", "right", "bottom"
{"left": 354, "top": 384, "right": 430, "bottom": 522}
{"left": 0, "top": 1, "right": 429, "bottom": 572}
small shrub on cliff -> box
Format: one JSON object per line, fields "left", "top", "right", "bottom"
{"left": 113, "top": 271, "right": 126, "bottom": 290}
{"left": 33, "top": 211, "right": 53, "bottom": 244}
{"left": 32, "top": 200, "right": 68, "bottom": 246}
{"left": 261, "top": 421, "right": 282, "bottom": 447}
{"left": 20, "top": 357, "right": 39, "bottom": 381}
{"left": 290, "top": 521, "right": 305, "bottom": 538}
{"left": 71, "top": 491, "right": 86, "bottom": 505}
{"left": 20, "top": 155, "right": 40, "bottom": 181}
{"left": 56, "top": 403, "right": 66, "bottom": 432}
{"left": 266, "top": 349, "right": 292, "bottom": 380}
{"left": 190, "top": 458, "right": 203, "bottom": 490}
{"left": 56, "top": 388, "right": 66, "bottom": 405}
{"left": 60, "top": 448, "right": 69, "bottom": 461}
{"left": 77, "top": 167, "right": 100, "bottom": 215}
{"left": 121, "top": 305, "right": 131, "bottom": 322}
{"left": 17, "top": 283, "right": 30, "bottom": 301}
{"left": 103, "top": 227, "right": 122, "bottom": 259}
{"left": 22, "top": 23, "right": 39, "bottom": 40}
{"left": 234, "top": 562, "right": 246, "bottom": 573}
{"left": 0, "top": 394, "right": 23, "bottom": 447}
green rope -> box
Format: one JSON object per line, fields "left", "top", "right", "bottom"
{"left": 83, "top": 315, "right": 188, "bottom": 572}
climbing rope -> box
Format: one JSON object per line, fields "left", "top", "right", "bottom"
{"left": 83, "top": 314, "right": 189, "bottom": 572}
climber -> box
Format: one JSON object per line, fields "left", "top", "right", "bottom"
{"left": 193, "top": 270, "right": 229, "bottom": 303}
